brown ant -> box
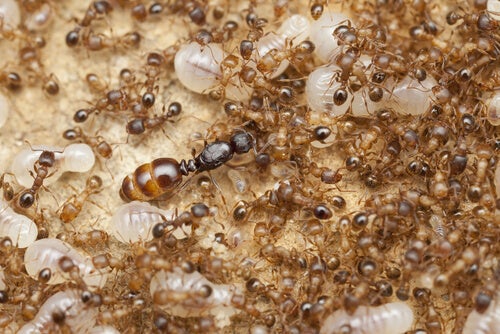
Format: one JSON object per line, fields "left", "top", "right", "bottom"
{"left": 58, "top": 175, "right": 103, "bottom": 223}
{"left": 126, "top": 102, "right": 182, "bottom": 135}
{"left": 17, "top": 151, "right": 56, "bottom": 208}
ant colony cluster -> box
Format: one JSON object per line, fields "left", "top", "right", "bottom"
{"left": 0, "top": 0, "right": 499, "bottom": 333}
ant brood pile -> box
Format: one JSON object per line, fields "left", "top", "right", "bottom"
{"left": 0, "top": 0, "right": 499, "bottom": 333}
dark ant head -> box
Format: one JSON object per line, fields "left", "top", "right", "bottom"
{"left": 38, "top": 151, "right": 56, "bottom": 167}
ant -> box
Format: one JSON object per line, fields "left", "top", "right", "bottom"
{"left": 59, "top": 175, "right": 103, "bottom": 223}
{"left": 17, "top": 151, "right": 56, "bottom": 208}
{"left": 63, "top": 127, "right": 112, "bottom": 159}
{"left": 126, "top": 102, "right": 182, "bottom": 135}
{"left": 120, "top": 131, "right": 254, "bottom": 202}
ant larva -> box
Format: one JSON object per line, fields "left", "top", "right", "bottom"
{"left": 174, "top": 42, "right": 251, "bottom": 101}
{"left": 59, "top": 175, "right": 103, "bottom": 224}
{"left": 0, "top": 198, "right": 38, "bottom": 248}
{"left": 24, "top": 238, "right": 108, "bottom": 288}
{"left": 120, "top": 131, "right": 253, "bottom": 202}
{"left": 17, "top": 289, "right": 99, "bottom": 334}
{"left": 150, "top": 267, "right": 243, "bottom": 324}
{"left": 110, "top": 201, "right": 175, "bottom": 244}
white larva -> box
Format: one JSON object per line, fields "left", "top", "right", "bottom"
{"left": 174, "top": 42, "right": 251, "bottom": 100}
{"left": 24, "top": 238, "right": 107, "bottom": 288}
{"left": 0, "top": 90, "right": 11, "bottom": 129}
{"left": 0, "top": 0, "right": 21, "bottom": 29}
{"left": 487, "top": 0, "right": 500, "bottom": 21}
{"left": 111, "top": 201, "right": 175, "bottom": 244}
{"left": 309, "top": 10, "right": 354, "bottom": 63}
{"left": 24, "top": 3, "right": 53, "bottom": 31}
{"left": 463, "top": 297, "right": 500, "bottom": 334}
{"left": 255, "top": 14, "right": 310, "bottom": 78}
{"left": 306, "top": 64, "right": 389, "bottom": 117}
{"left": 486, "top": 92, "right": 500, "bottom": 126}
{"left": 0, "top": 198, "right": 38, "bottom": 248}
{"left": 320, "top": 302, "right": 414, "bottom": 334}
{"left": 150, "top": 268, "right": 242, "bottom": 327}
{"left": 17, "top": 289, "right": 98, "bottom": 334}
{"left": 175, "top": 42, "right": 225, "bottom": 94}
{"left": 384, "top": 75, "right": 438, "bottom": 116}
{"left": 10, "top": 143, "right": 95, "bottom": 188}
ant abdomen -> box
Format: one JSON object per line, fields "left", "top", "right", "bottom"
{"left": 120, "top": 158, "right": 183, "bottom": 202}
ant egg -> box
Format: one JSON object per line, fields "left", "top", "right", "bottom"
{"left": 0, "top": 0, "right": 21, "bottom": 29}
{"left": 24, "top": 238, "right": 108, "bottom": 288}
{"left": 0, "top": 91, "right": 11, "bottom": 128}
{"left": 463, "top": 296, "right": 500, "bottom": 334}
{"left": 0, "top": 199, "right": 38, "bottom": 248}
{"left": 320, "top": 302, "right": 414, "bottom": 334}
{"left": 174, "top": 42, "right": 250, "bottom": 100}
{"left": 111, "top": 201, "right": 174, "bottom": 244}
{"left": 309, "top": 10, "right": 354, "bottom": 63}
{"left": 10, "top": 143, "right": 95, "bottom": 188}
{"left": 486, "top": 92, "right": 500, "bottom": 126}
{"left": 150, "top": 268, "right": 242, "bottom": 327}
{"left": 488, "top": 0, "right": 500, "bottom": 21}
{"left": 255, "top": 14, "right": 310, "bottom": 78}
{"left": 17, "top": 289, "right": 98, "bottom": 334}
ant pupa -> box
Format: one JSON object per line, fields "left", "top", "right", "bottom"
{"left": 254, "top": 14, "right": 310, "bottom": 78}
{"left": 463, "top": 293, "right": 500, "bottom": 334}
{"left": 320, "top": 302, "right": 414, "bottom": 334}
{"left": 0, "top": 198, "right": 38, "bottom": 248}
{"left": 150, "top": 268, "right": 243, "bottom": 328}
{"left": 309, "top": 10, "right": 354, "bottom": 63}
{"left": 174, "top": 42, "right": 251, "bottom": 100}
{"left": 24, "top": 238, "right": 108, "bottom": 288}
{"left": 110, "top": 201, "right": 174, "bottom": 244}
